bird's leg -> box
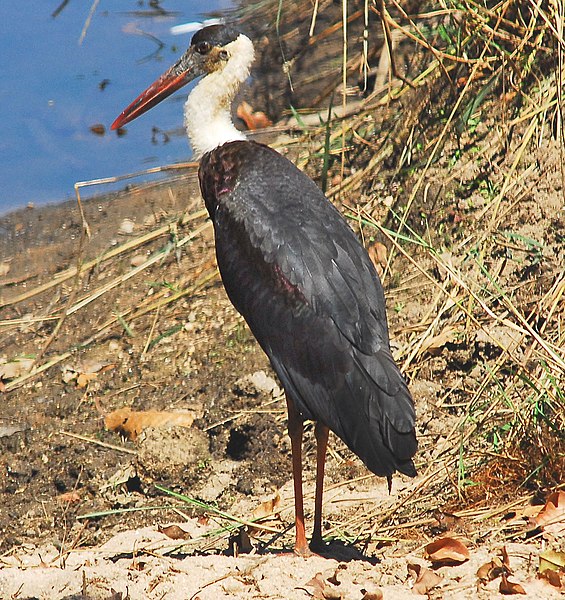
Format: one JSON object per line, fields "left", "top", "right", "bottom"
{"left": 285, "top": 394, "right": 309, "bottom": 556}
{"left": 311, "top": 422, "right": 329, "bottom": 551}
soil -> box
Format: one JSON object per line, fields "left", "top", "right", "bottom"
{"left": 1, "top": 4, "right": 565, "bottom": 599}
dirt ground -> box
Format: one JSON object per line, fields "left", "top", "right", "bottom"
{"left": 1, "top": 3, "right": 565, "bottom": 599}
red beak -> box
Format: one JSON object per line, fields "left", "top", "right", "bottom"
{"left": 111, "top": 49, "right": 205, "bottom": 130}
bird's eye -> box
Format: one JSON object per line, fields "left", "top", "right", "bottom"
{"left": 219, "top": 49, "right": 229, "bottom": 60}
{"left": 195, "top": 41, "right": 211, "bottom": 55}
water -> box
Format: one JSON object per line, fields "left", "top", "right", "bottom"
{"left": 0, "top": 1, "right": 230, "bottom": 215}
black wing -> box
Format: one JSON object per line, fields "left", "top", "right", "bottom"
{"left": 200, "top": 141, "right": 417, "bottom": 477}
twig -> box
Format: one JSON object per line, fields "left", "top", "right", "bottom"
{"left": 59, "top": 430, "right": 137, "bottom": 455}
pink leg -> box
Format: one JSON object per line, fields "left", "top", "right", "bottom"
{"left": 311, "top": 422, "right": 329, "bottom": 550}
{"left": 285, "top": 395, "right": 310, "bottom": 556}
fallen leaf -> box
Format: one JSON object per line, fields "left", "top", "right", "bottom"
{"left": 539, "top": 549, "right": 565, "bottom": 572}
{"left": 252, "top": 492, "right": 281, "bottom": 520}
{"left": 62, "top": 360, "right": 115, "bottom": 388}
{"left": 236, "top": 101, "right": 272, "bottom": 130}
{"left": 368, "top": 242, "right": 388, "bottom": 277}
{"left": 158, "top": 524, "right": 191, "bottom": 540}
{"left": 408, "top": 563, "right": 443, "bottom": 595}
{"left": 361, "top": 592, "right": 383, "bottom": 600}
{"left": 502, "top": 503, "right": 543, "bottom": 522}
{"left": 304, "top": 573, "right": 342, "bottom": 599}
{"left": 477, "top": 556, "right": 505, "bottom": 582}
{"left": 58, "top": 491, "right": 81, "bottom": 504}
{"left": 499, "top": 573, "right": 526, "bottom": 595}
{"left": 533, "top": 491, "right": 565, "bottom": 537}
{"left": 501, "top": 546, "right": 512, "bottom": 571}
{"left": 0, "top": 261, "right": 10, "bottom": 277}
{"left": 0, "top": 357, "right": 34, "bottom": 381}
{"left": 77, "top": 371, "right": 98, "bottom": 388}
{"left": 105, "top": 406, "right": 197, "bottom": 441}
{"left": 305, "top": 573, "right": 327, "bottom": 600}
{"left": 118, "top": 218, "right": 136, "bottom": 235}
{"left": 424, "top": 536, "right": 470, "bottom": 565}
{"left": 540, "top": 568, "right": 565, "bottom": 589}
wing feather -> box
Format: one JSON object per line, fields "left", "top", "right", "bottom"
{"left": 200, "top": 141, "right": 417, "bottom": 477}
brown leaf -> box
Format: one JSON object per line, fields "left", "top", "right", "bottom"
{"left": 252, "top": 492, "right": 281, "bottom": 520}
{"left": 533, "top": 491, "right": 565, "bottom": 537}
{"left": 158, "top": 524, "right": 191, "bottom": 540}
{"left": 367, "top": 242, "right": 388, "bottom": 277}
{"left": 361, "top": 592, "right": 383, "bottom": 600}
{"left": 424, "top": 536, "right": 470, "bottom": 565}
{"left": 77, "top": 371, "right": 98, "bottom": 388}
{"left": 104, "top": 406, "right": 197, "bottom": 441}
{"left": 408, "top": 563, "right": 443, "bottom": 595}
{"left": 0, "top": 358, "right": 34, "bottom": 381}
{"left": 499, "top": 573, "right": 526, "bottom": 595}
{"left": 501, "top": 545, "right": 511, "bottom": 571}
{"left": 305, "top": 573, "right": 327, "bottom": 600}
{"left": 540, "top": 568, "right": 565, "bottom": 589}
{"left": 236, "top": 101, "right": 272, "bottom": 131}
{"left": 304, "top": 573, "right": 342, "bottom": 599}
{"left": 477, "top": 556, "right": 505, "bottom": 582}
{"left": 58, "top": 491, "right": 81, "bottom": 504}
{"left": 63, "top": 360, "right": 115, "bottom": 388}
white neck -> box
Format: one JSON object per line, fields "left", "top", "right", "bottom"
{"left": 184, "top": 34, "right": 254, "bottom": 157}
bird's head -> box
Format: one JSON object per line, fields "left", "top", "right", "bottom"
{"left": 111, "top": 24, "right": 251, "bottom": 130}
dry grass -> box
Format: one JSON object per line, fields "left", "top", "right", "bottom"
{"left": 0, "top": 0, "right": 564, "bottom": 555}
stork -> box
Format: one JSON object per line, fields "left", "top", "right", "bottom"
{"left": 112, "top": 24, "right": 417, "bottom": 556}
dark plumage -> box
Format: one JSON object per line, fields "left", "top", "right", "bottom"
{"left": 111, "top": 23, "right": 417, "bottom": 555}
{"left": 200, "top": 141, "right": 417, "bottom": 478}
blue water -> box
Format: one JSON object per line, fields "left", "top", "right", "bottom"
{"left": 0, "top": 1, "right": 229, "bottom": 214}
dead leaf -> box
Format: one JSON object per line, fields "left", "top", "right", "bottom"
{"left": 158, "top": 524, "right": 191, "bottom": 540}
{"left": 304, "top": 573, "right": 342, "bottom": 599}
{"left": 408, "top": 563, "right": 443, "bottom": 595}
{"left": 424, "top": 536, "right": 470, "bottom": 565}
{"left": 499, "top": 573, "right": 526, "bottom": 595}
{"left": 105, "top": 406, "right": 197, "bottom": 441}
{"left": 361, "top": 592, "right": 383, "bottom": 600}
{"left": 477, "top": 556, "right": 505, "bottom": 582}
{"left": 533, "top": 491, "right": 565, "bottom": 537}
{"left": 499, "top": 546, "right": 512, "bottom": 571}
{"left": 305, "top": 573, "right": 327, "bottom": 600}
{"left": 539, "top": 549, "right": 565, "bottom": 573}
{"left": 57, "top": 491, "right": 81, "bottom": 504}
{"left": 540, "top": 568, "right": 565, "bottom": 589}
{"left": 236, "top": 101, "right": 272, "bottom": 130}
{"left": 368, "top": 242, "right": 388, "bottom": 277}
{"left": 0, "top": 261, "right": 10, "bottom": 277}
{"left": 252, "top": 492, "right": 281, "bottom": 520}
{"left": 77, "top": 371, "right": 98, "bottom": 388}
{"left": 63, "top": 360, "right": 115, "bottom": 388}
{"left": 0, "top": 357, "right": 34, "bottom": 381}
